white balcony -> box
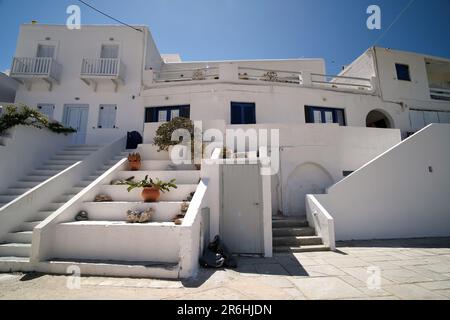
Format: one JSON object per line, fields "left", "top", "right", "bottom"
{"left": 80, "top": 58, "right": 125, "bottom": 92}
{"left": 143, "top": 64, "right": 376, "bottom": 94}
{"left": 10, "top": 57, "right": 61, "bottom": 91}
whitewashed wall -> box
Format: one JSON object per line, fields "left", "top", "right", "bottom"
{"left": 315, "top": 123, "right": 450, "bottom": 241}
{"left": 0, "top": 125, "right": 71, "bottom": 194}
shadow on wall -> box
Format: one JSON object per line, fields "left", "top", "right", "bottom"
{"left": 286, "top": 162, "right": 333, "bottom": 216}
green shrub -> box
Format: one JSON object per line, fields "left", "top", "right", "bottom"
{"left": 0, "top": 104, "right": 76, "bottom": 135}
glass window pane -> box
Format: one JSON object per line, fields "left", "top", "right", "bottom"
{"left": 158, "top": 110, "right": 167, "bottom": 122}
{"left": 313, "top": 110, "right": 322, "bottom": 123}
{"left": 324, "top": 111, "right": 333, "bottom": 123}
{"left": 171, "top": 109, "right": 179, "bottom": 119}
{"left": 101, "top": 45, "right": 119, "bottom": 59}
{"left": 336, "top": 110, "right": 345, "bottom": 126}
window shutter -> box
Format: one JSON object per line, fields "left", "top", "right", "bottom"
{"left": 98, "top": 105, "right": 117, "bottom": 128}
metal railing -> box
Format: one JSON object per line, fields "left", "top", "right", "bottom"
{"left": 81, "top": 58, "right": 120, "bottom": 77}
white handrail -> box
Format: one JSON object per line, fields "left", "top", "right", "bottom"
{"left": 81, "top": 58, "right": 119, "bottom": 76}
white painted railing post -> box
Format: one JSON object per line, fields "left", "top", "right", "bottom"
{"left": 219, "top": 63, "right": 239, "bottom": 82}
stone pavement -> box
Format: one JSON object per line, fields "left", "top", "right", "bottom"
{"left": 1, "top": 237, "right": 450, "bottom": 300}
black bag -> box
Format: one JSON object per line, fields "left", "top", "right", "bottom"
{"left": 199, "top": 235, "right": 237, "bottom": 269}
{"left": 126, "top": 131, "right": 143, "bottom": 149}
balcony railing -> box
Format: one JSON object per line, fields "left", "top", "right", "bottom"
{"left": 153, "top": 67, "right": 219, "bottom": 83}
{"left": 81, "top": 58, "right": 124, "bottom": 77}
{"left": 430, "top": 87, "right": 450, "bottom": 101}
{"left": 146, "top": 64, "right": 375, "bottom": 94}
{"left": 11, "top": 57, "right": 61, "bottom": 80}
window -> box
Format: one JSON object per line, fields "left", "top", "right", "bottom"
{"left": 305, "top": 106, "right": 346, "bottom": 126}
{"left": 145, "top": 105, "right": 190, "bottom": 123}
{"left": 98, "top": 104, "right": 117, "bottom": 128}
{"left": 410, "top": 109, "right": 450, "bottom": 131}
{"left": 37, "top": 104, "right": 55, "bottom": 119}
{"left": 36, "top": 44, "right": 55, "bottom": 58}
{"left": 100, "top": 45, "right": 119, "bottom": 59}
{"left": 395, "top": 63, "right": 411, "bottom": 81}
{"left": 230, "top": 102, "right": 256, "bottom": 124}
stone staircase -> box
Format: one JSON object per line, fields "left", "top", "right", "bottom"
{"left": 41, "top": 144, "right": 201, "bottom": 278}
{"left": 0, "top": 145, "right": 101, "bottom": 208}
{"left": 272, "top": 216, "right": 329, "bottom": 253}
{"left": 0, "top": 148, "right": 130, "bottom": 263}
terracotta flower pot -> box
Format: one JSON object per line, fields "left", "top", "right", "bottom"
{"left": 128, "top": 160, "right": 141, "bottom": 171}
{"left": 141, "top": 187, "right": 160, "bottom": 202}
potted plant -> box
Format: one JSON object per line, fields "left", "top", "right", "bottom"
{"left": 153, "top": 117, "right": 203, "bottom": 169}
{"left": 125, "top": 175, "right": 177, "bottom": 202}
{"left": 127, "top": 153, "right": 141, "bottom": 171}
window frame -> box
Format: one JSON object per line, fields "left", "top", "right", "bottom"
{"left": 144, "top": 105, "right": 190, "bottom": 123}
{"left": 304, "top": 105, "right": 346, "bottom": 126}
{"left": 230, "top": 101, "right": 256, "bottom": 125}
{"left": 395, "top": 63, "right": 411, "bottom": 82}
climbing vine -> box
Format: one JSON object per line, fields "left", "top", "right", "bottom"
{"left": 0, "top": 105, "right": 76, "bottom": 135}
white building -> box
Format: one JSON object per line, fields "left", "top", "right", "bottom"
{"left": 1, "top": 23, "right": 449, "bottom": 278}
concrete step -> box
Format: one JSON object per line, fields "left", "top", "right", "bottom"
{"left": 0, "top": 195, "right": 16, "bottom": 203}
{"left": 56, "top": 193, "right": 77, "bottom": 202}
{"left": 0, "top": 243, "right": 31, "bottom": 257}
{"left": 51, "top": 155, "right": 86, "bottom": 161}
{"left": 76, "top": 180, "right": 94, "bottom": 188}
{"left": 272, "top": 219, "right": 309, "bottom": 228}
{"left": 2, "top": 188, "right": 30, "bottom": 196}
{"left": 137, "top": 144, "right": 170, "bottom": 160}
{"left": 81, "top": 201, "right": 187, "bottom": 222}
{"left": 56, "top": 150, "right": 91, "bottom": 156}
{"left": 35, "top": 210, "right": 55, "bottom": 220}
{"left": 5, "top": 231, "right": 33, "bottom": 243}
{"left": 273, "top": 245, "right": 330, "bottom": 253}
{"left": 98, "top": 184, "right": 197, "bottom": 202}
{"left": 37, "top": 164, "right": 70, "bottom": 171}
{"left": 21, "top": 175, "right": 52, "bottom": 182}
{"left": 17, "top": 221, "right": 43, "bottom": 232}
{"left": 111, "top": 170, "right": 200, "bottom": 185}
{"left": 45, "top": 160, "right": 77, "bottom": 166}
{"left": 140, "top": 160, "right": 196, "bottom": 171}
{"left": 44, "top": 259, "right": 180, "bottom": 279}
{"left": 30, "top": 169, "right": 61, "bottom": 176}
{"left": 11, "top": 181, "right": 41, "bottom": 189}
{"left": 272, "top": 227, "right": 316, "bottom": 237}
{"left": 273, "top": 236, "right": 323, "bottom": 247}
{"left": 42, "top": 202, "right": 65, "bottom": 211}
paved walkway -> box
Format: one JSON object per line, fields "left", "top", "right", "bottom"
{"left": 1, "top": 238, "right": 450, "bottom": 300}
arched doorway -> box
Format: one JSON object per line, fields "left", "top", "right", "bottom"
{"left": 366, "top": 110, "right": 393, "bottom": 128}
{"left": 285, "top": 162, "right": 333, "bottom": 216}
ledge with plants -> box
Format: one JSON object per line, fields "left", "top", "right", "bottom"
{"left": 123, "top": 175, "right": 177, "bottom": 202}
{"left": 0, "top": 105, "right": 76, "bottom": 135}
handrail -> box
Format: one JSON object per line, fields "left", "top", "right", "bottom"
{"left": 155, "top": 67, "right": 219, "bottom": 74}
{"left": 11, "top": 57, "right": 53, "bottom": 75}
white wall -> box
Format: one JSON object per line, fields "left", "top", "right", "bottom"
{"left": 315, "top": 123, "right": 450, "bottom": 241}
{"left": 224, "top": 123, "right": 401, "bottom": 216}
{"left": 13, "top": 24, "right": 150, "bottom": 145}
{"left": 0, "top": 125, "right": 71, "bottom": 194}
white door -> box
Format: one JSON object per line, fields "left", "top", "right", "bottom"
{"left": 220, "top": 164, "right": 263, "bottom": 254}
{"left": 63, "top": 105, "right": 89, "bottom": 144}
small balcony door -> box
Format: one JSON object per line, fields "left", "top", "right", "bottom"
{"left": 36, "top": 44, "right": 56, "bottom": 58}
{"left": 100, "top": 45, "right": 119, "bottom": 59}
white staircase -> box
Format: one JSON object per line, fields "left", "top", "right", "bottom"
{"left": 0, "top": 148, "right": 130, "bottom": 263}
{"left": 0, "top": 145, "right": 101, "bottom": 208}
{"left": 44, "top": 144, "right": 201, "bottom": 278}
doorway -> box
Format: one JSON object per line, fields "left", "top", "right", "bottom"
{"left": 220, "top": 164, "right": 264, "bottom": 254}
{"left": 366, "top": 109, "right": 393, "bottom": 128}
{"left": 63, "top": 104, "right": 89, "bottom": 144}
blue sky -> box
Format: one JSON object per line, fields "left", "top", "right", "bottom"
{"left": 0, "top": 0, "right": 449, "bottom": 74}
